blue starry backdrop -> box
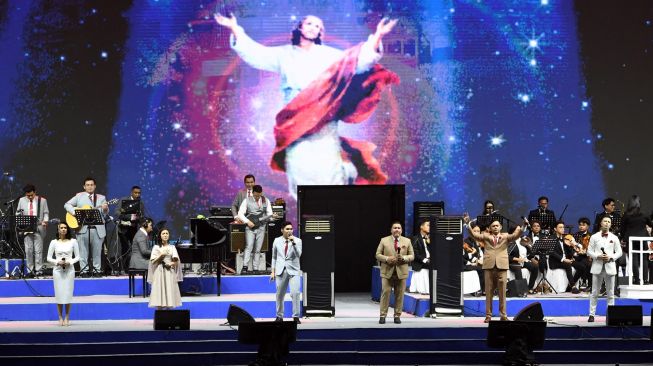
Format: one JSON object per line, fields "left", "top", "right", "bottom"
{"left": 0, "top": 1, "right": 651, "bottom": 234}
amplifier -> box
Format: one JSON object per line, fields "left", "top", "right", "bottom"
{"left": 230, "top": 223, "right": 268, "bottom": 253}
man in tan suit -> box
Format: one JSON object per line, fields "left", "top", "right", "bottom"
{"left": 375, "top": 220, "right": 414, "bottom": 324}
{"left": 464, "top": 214, "right": 521, "bottom": 323}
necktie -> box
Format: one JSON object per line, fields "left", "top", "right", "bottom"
{"left": 394, "top": 238, "right": 399, "bottom": 251}
{"left": 89, "top": 194, "right": 93, "bottom": 202}
{"left": 248, "top": 190, "right": 251, "bottom": 197}
{"left": 284, "top": 240, "right": 288, "bottom": 256}
{"left": 493, "top": 236, "right": 498, "bottom": 247}
{"left": 29, "top": 200, "right": 33, "bottom": 216}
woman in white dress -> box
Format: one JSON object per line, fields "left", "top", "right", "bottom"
{"left": 148, "top": 229, "right": 182, "bottom": 309}
{"left": 46, "top": 222, "right": 80, "bottom": 326}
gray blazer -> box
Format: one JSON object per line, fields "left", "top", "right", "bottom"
{"left": 16, "top": 196, "right": 49, "bottom": 237}
{"left": 271, "top": 236, "right": 302, "bottom": 276}
{"left": 231, "top": 189, "right": 249, "bottom": 218}
{"left": 64, "top": 192, "right": 108, "bottom": 238}
{"left": 129, "top": 229, "right": 151, "bottom": 270}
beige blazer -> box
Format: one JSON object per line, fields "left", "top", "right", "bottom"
{"left": 375, "top": 235, "right": 414, "bottom": 279}
{"left": 468, "top": 228, "right": 521, "bottom": 270}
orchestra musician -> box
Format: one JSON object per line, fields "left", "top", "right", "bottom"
{"left": 115, "top": 186, "right": 147, "bottom": 274}
{"left": 573, "top": 217, "right": 593, "bottom": 291}
{"left": 463, "top": 222, "right": 484, "bottom": 294}
{"left": 409, "top": 218, "right": 432, "bottom": 294}
{"left": 231, "top": 174, "right": 256, "bottom": 221}
{"left": 527, "top": 196, "right": 557, "bottom": 233}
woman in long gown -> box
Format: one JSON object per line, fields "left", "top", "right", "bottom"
{"left": 148, "top": 229, "right": 182, "bottom": 309}
{"left": 46, "top": 222, "right": 80, "bottom": 326}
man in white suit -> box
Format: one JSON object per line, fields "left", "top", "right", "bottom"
{"left": 270, "top": 221, "right": 302, "bottom": 323}
{"left": 588, "top": 216, "right": 623, "bottom": 322}
{"left": 16, "top": 184, "right": 49, "bottom": 276}
{"left": 64, "top": 177, "right": 109, "bottom": 277}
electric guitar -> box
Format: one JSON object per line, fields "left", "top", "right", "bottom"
{"left": 66, "top": 198, "right": 119, "bottom": 229}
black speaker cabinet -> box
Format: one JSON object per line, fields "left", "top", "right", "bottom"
{"left": 227, "top": 304, "right": 255, "bottom": 326}
{"left": 606, "top": 305, "right": 642, "bottom": 326}
{"left": 154, "top": 309, "right": 190, "bottom": 330}
{"left": 507, "top": 279, "right": 528, "bottom": 298}
{"left": 229, "top": 223, "right": 268, "bottom": 253}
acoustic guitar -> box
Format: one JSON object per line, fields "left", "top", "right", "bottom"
{"left": 66, "top": 198, "right": 119, "bottom": 229}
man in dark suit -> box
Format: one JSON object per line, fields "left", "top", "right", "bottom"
{"left": 409, "top": 218, "right": 431, "bottom": 294}
{"left": 527, "top": 196, "right": 556, "bottom": 233}
{"left": 129, "top": 218, "right": 153, "bottom": 270}
{"left": 375, "top": 221, "right": 414, "bottom": 324}
{"left": 548, "top": 221, "right": 584, "bottom": 293}
{"left": 464, "top": 215, "right": 522, "bottom": 322}
{"left": 115, "top": 186, "right": 147, "bottom": 273}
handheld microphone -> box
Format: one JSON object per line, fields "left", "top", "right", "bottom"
{"left": 601, "top": 247, "right": 606, "bottom": 255}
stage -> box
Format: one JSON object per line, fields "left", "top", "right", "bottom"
{"left": 1, "top": 273, "right": 652, "bottom": 365}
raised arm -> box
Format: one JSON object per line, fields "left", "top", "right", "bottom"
{"left": 214, "top": 13, "right": 281, "bottom": 73}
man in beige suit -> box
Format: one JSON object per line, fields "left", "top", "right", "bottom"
{"left": 375, "top": 220, "right": 414, "bottom": 324}
{"left": 463, "top": 214, "right": 521, "bottom": 323}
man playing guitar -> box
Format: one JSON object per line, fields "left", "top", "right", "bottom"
{"left": 237, "top": 184, "right": 280, "bottom": 274}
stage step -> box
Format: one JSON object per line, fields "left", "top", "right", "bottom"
{"left": 0, "top": 294, "right": 300, "bottom": 321}
{"left": 1, "top": 326, "right": 651, "bottom": 365}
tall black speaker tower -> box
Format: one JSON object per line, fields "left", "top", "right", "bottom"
{"left": 429, "top": 215, "right": 463, "bottom": 316}
{"left": 300, "top": 215, "right": 335, "bottom": 316}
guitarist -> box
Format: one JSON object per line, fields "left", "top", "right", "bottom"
{"left": 237, "top": 184, "right": 279, "bottom": 274}
{"left": 64, "top": 177, "right": 109, "bottom": 277}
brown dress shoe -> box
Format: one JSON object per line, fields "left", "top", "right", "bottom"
{"left": 500, "top": 316, "right": 509, "bottom": 321}
{"left": 484, "top": 316, "right": 491, "bottom": 323}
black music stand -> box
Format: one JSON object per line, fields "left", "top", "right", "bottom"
{"left": 120, "top": 199, "right": 141, "bottom": 215}
{"left": 75, "top": 208, "right": 105, "bottom": 276}
{"left": 476, "top": 214, "right": 504, "bottom": 230}
{"left": 532, "top": 238, "right": 559, "bottom": 294}
{"left": 529, "top": 211, "right": 555, "bottom": 234}
{"left": 11, "top": 215, "right": 37, "bottom": 278}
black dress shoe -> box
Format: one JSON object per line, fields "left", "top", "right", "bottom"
{"left": 393, "top": 317, "right": 401, "bottom": 324}
{"left": 293, "top": 317, "right": 301, "bottom": 324}
{"left": 379, "top": 317, "right": 385, "bottom": 324}
{"left": 588, "top": 315, "right": 595, "bottom": 322}
{"left": 275, "top": 316, "right": 283, "bottom": 322}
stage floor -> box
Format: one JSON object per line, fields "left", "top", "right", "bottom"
{"left": 1, "top": 293, "right": 650, "bottom": 332}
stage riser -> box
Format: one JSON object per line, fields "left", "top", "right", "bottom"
{"left": 0, "top": 275, "right": 281, "bottom": 297}
{"left": 0, "top": 300, "right": 299, "bottom": 321}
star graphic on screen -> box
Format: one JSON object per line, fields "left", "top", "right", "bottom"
{"left": 489, "top": 134, "right": 506, "bottom": 148}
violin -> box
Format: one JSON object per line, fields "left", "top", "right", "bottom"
{"left": 463, "top": 242, "right": 476, "bottom": 254}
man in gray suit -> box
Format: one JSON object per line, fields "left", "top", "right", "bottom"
{"left": 237, "top": 184, "right": 279, "bottom": 273}
{"left": 588, "top": 216, "right": 623, "bottom": 322}
{"left": 270, "top": 221, "right": 302, "bottom": 323}
{"left": 16, "top": 184, "right": 49, "bottom": 276}
{"left": 64, "top": 177, "right": 109, "bottom": 277}
{"left": 231, "top": 174, "right": 256, "bottom": 220}
{"left": 129, "top": 218, "right": 153, "bottom": 270}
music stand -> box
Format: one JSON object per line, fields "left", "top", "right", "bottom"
{"left": 11, "top": 215, "right": 37, "bottom": 278}
{"left": 75, "top": 208, "right": 105, "bottom": 276}
{"left": 532, "top": 238, "right": 559, "bottom": 294}
{"left": 529, "top": 211, "right": 555, "bottom": 233}
{"left": 476, "top": 214, "right": 504, "bottom": 230}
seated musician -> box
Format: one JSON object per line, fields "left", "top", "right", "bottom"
{"left": 462, "top": 223, "right": 484, "bottom": 294}
{"left": 508, "top": 234, "right": 539, "bottom": 294}
{"left": 549, "top": 221, "right": 584, "bottom": 293}
{"left": 527, "top": 196, "right": 557, "bottom": 234}
{"left": 573, "top": 217, "right": 593, "bottom": 291}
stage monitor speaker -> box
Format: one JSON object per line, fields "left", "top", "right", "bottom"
{"left": 507, "top": 279, "right": 528, "bottom": 298}
{"left": 238, "top": 321, "right": 297, "bottom": 365}
{"left": 154, "top": 309, "right": 190, "bottom": 330}
{"left": 413, "top": 201, "right": 444, "bottom": 235}
{"left": 229, "top": 223, "right": 268, "bottom": 253}
{"left": 430, "top": 215, "right": 463, "bottom": 315}
{"left": 227, "top": 304, "right": 255, "bottom": 326}
{"left": 514, "top": 302, "right": 544, "bottom": 321}
{"left": 606, "top": 305, "right": 642, "bottom": 326}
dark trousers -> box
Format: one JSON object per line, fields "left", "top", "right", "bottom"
{"left": 551, "top": 260, "right": 586, "bottom": 289}
{"left": 118, "top": 225, "right": 137, "bottom": 272}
